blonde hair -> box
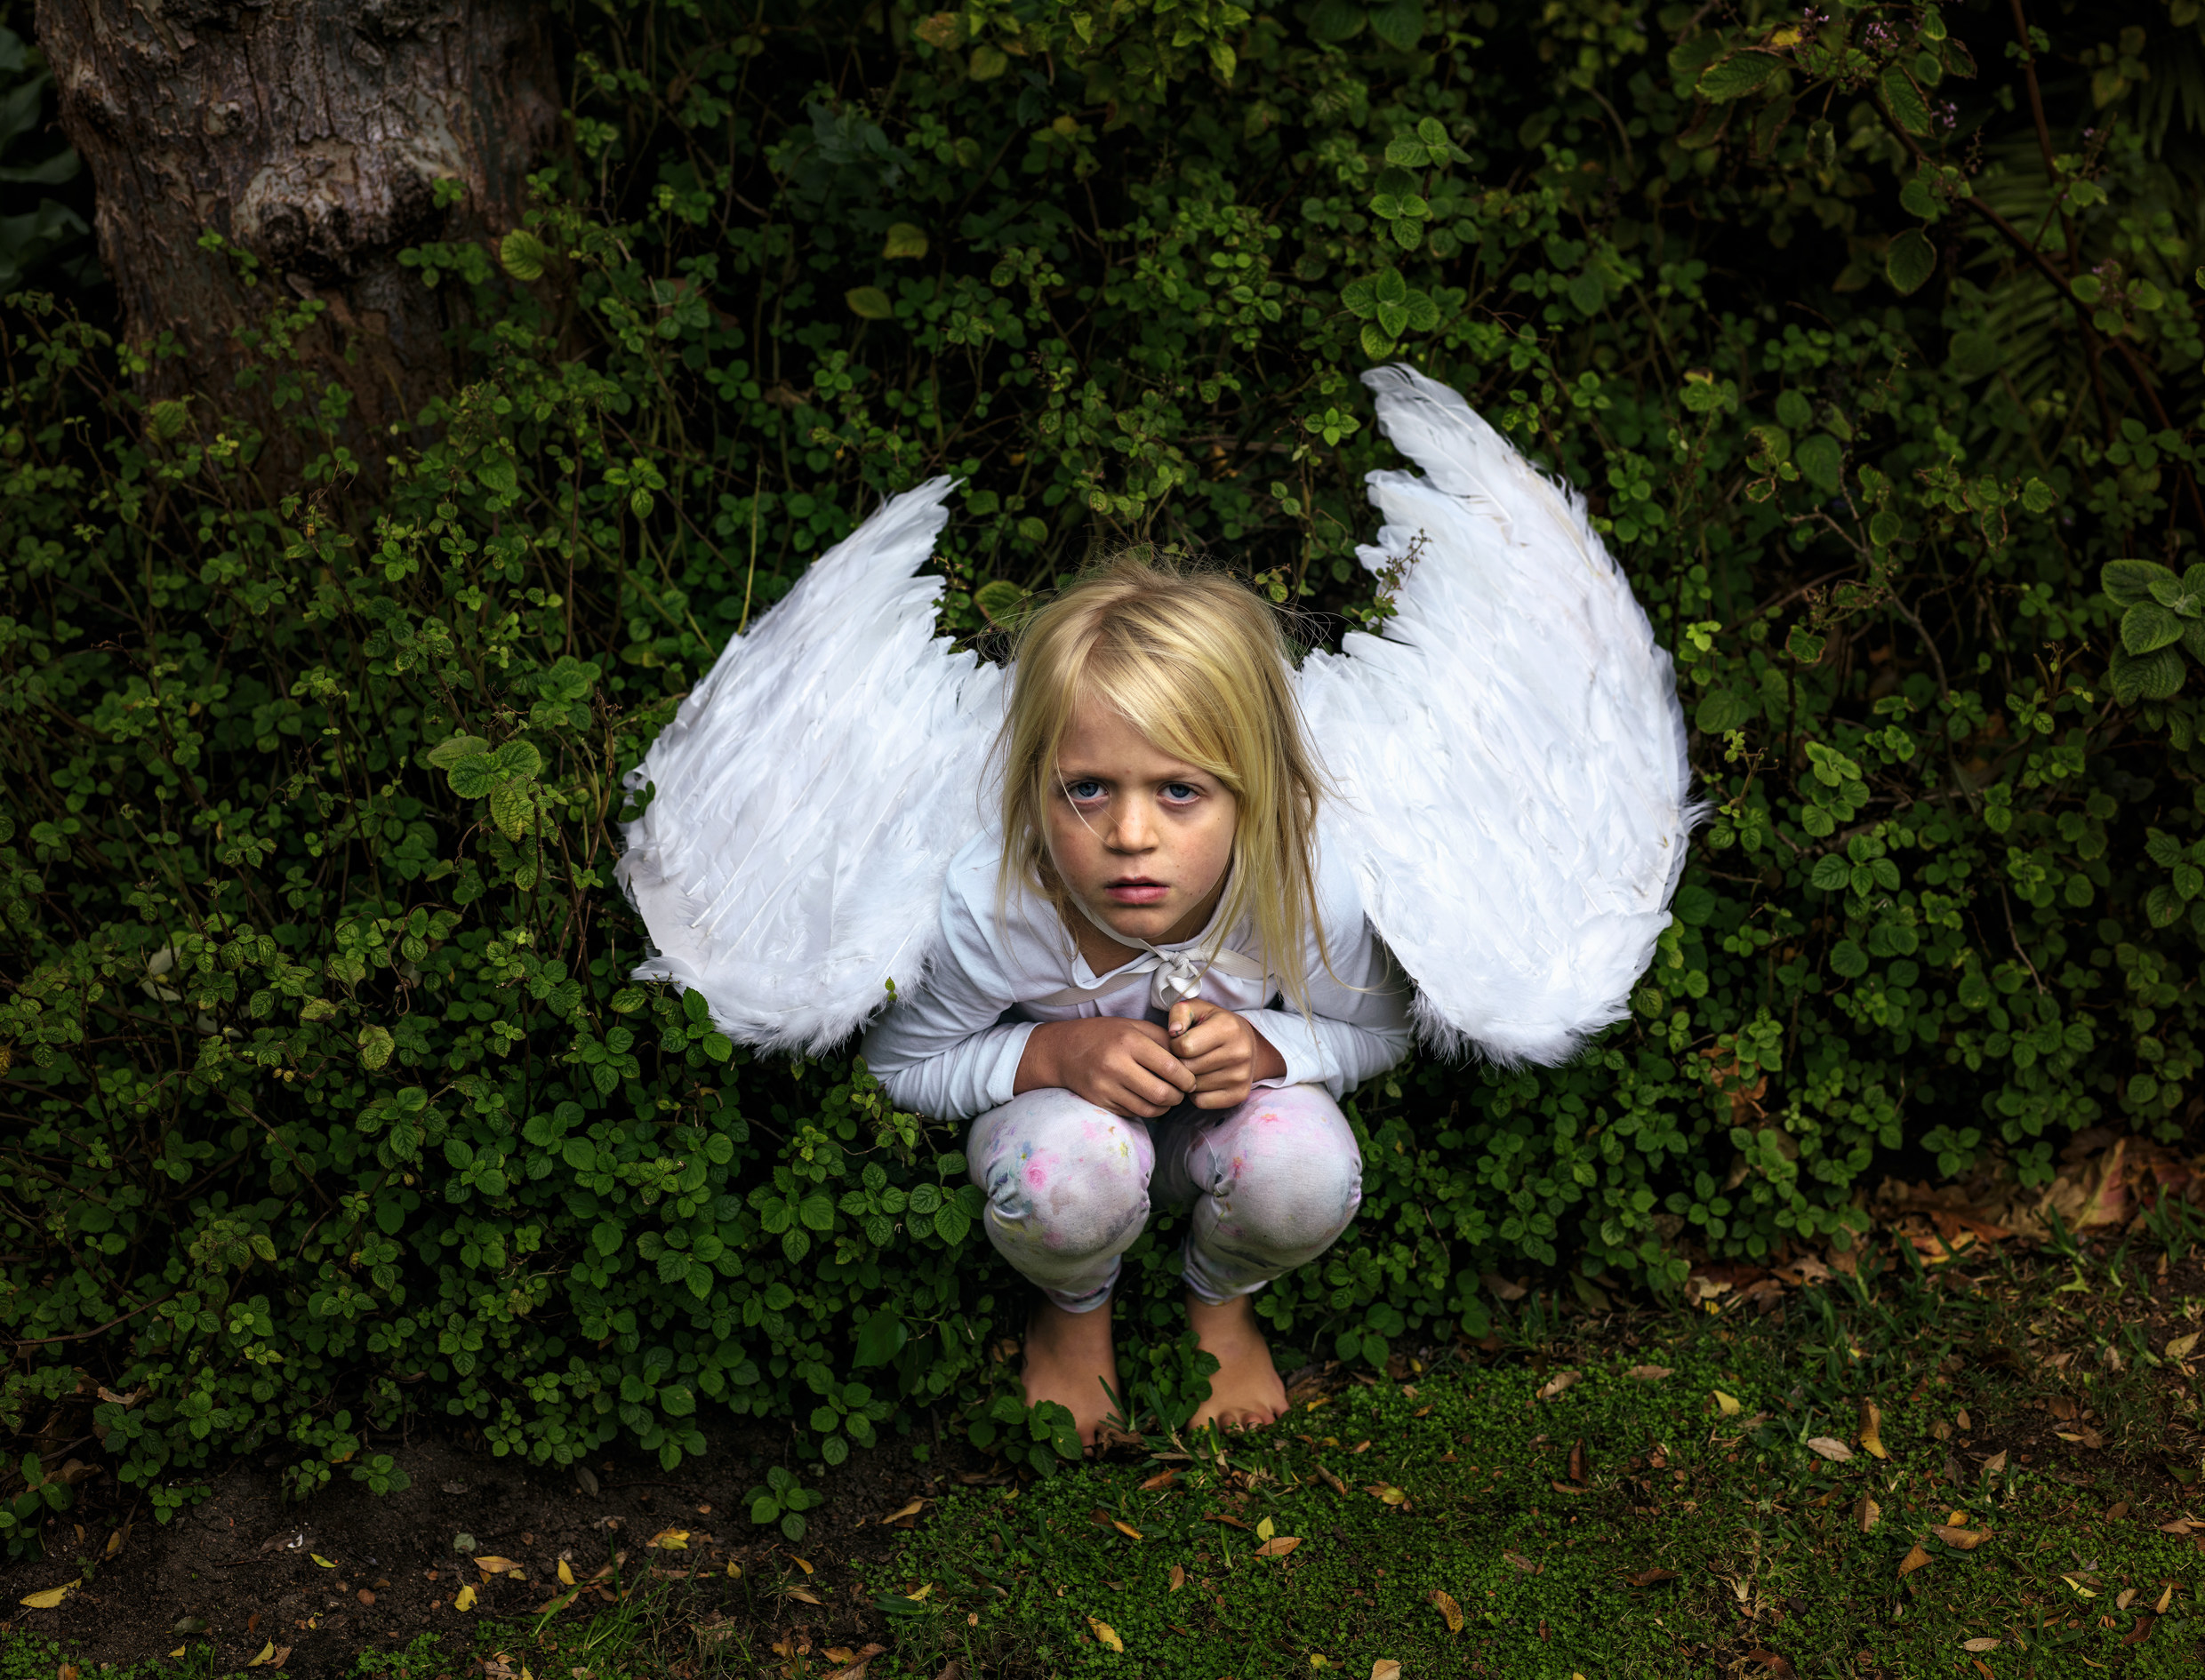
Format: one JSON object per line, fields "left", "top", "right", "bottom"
{"left": 995, "top": 551, "right": 1330, "bottom": 1012}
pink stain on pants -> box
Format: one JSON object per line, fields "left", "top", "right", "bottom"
{"left": 965, "top": 1084, "right": 1363, "bottom": 1313}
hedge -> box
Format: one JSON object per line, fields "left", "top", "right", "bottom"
{"left": 0, "top": 0, "right": 2199, "bottom": 1544}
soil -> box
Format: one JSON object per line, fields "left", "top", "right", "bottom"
{"left": 0, "top": 1412, "right": 981, "bottom": 1678}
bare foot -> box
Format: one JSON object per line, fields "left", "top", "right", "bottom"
{"left": 1021, "top": 1296, "right": 1122, "bottom": 1446}
{"left": 1186, "top": 1292, "right": 1287, "bottom": 1435}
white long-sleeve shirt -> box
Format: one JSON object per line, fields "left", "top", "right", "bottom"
{"left": 862, "top": 828, "right": 1414, "bottom": 1120}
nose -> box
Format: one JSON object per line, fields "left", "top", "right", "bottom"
{"left": 1107, "top": 795, "right": 1155, "bottom": 852}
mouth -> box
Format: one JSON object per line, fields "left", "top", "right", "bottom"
{"left": 1102, "top": 877, "right": 1169, "bottom": 906}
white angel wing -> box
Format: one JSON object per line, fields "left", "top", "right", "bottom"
{"left": 616, "top": 477, "right": 1002, "bottom": 1054}
{"left": 1297, "top": 366, "right": 1702, "bottom": 1065}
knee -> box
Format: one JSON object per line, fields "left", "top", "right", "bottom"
{"left": 972, "top": 1089, "right": 1151, "bottom": 1252}
{"left": 1216, "top": 1089, "right": 1363, "bottom": 1246}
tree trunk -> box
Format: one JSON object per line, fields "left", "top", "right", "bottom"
{"left": 34, "top": 0, "right": 556, "bottom": 486}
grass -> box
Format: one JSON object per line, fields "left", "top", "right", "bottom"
{"left": 12, "top": 1234, "right": 2205, "bottom": 1678}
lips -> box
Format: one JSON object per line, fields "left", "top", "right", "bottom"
{"left": 1104, "top": 878, "right": 1168, "bottom": 905}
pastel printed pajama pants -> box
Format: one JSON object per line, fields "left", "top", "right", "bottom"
{"left": 965, "top": 1083, "right": 1364, "bottom": 1313}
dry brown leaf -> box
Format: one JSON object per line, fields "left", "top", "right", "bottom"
{"left": 880, "top": 1499, "right": 926, "bottom": 1526}
{"left": 2117, "top": 1588, "right": 2138, "bottom": 1610}
{"left": 1856, "top": 1398, "right": 1887, "bottom": 1460}
{"left": 1430, "top": 1588, "right": 1463, "bottom": 1632}
{"left": 1313, "top": 1464, "right": 1349, "bottom": 1495}
{"left": 1567, "top": 1438, "right": 1589, "bottom": 1483}
{"left": 1481, "top": 1271, "right": 1527, "bottom": 1300}
{"left": 1960, "top": 1638, "right": 2001, "bottom": 1652}
{"left": 1111, "top": 1520, "right": 1143, "bottom": 1540}
{"left": 1365, "top": 1483, "right": 1408, "bottom": 1506}
{"left": 2056, "top": 1428, "right": 2105, "bottom": 1449}
{"left": 1371, "top": 1663, "right": 1402, "bottom": 1680}
{"left": 475, "top": 1556, "right": 521, "bottom": 1573}
{"left": 1897, "top": 1544, "right": 1933, "bottom": 1577}
{"left": 1167, "top": 1564, "right": 1184, "bottom": 1591}
{"left": 1981, "top": 1450, "right": 2009, "bottom": 1477}
{"left": 1503, "top": 1550, "right": 1541, "bottom": 1573}
{"left": 2157, "top": 1583, "right": 2177, "bottom": 1613}
{"left": 1624, "top": 1567, "right": 1680, "bottom": 1588}
{"left": 1137, "top": 1469, "right": 1177, "bottom": 1492}
{"left": 1203, "top": 1510, "right": 1253, "bottom": 1530}
{"left": 823, "top": 1644, "right": 887, "bottom": 1680}
{"left": 2124, "top": 1612, "right": 2156, "bottom": 1646}
{"left": 1806, "top": 1436, "right": 1853, "bottom": 1462}
{"left": 1626, "top": 1364, "right": 1672, "bottom": 1380}
{"left": 1549, "top": 1479, "right": 1590, "bottom": 1495}
{"left": 1086, "top": 1618, "right": 1123, "bottom": 1653}
{"left": 2158, "top": 1516, "right": 2199, "bottom": 1536}
{"left": 1535, "top": 1370, "right": 1580, "bottom": 1401}
{"left": 2167, "top": 1332, "right": 2200, "bottom": 1360}
{"left": 1931, "top": 1524, "right": 1989, "bottom": 1550}
{"left": 1740, "top": 1650, "right": 1794, "bottom": 1678}
{"left": 1254, "top": 1536, "right": 1301, "bottom": 1558}
{"left": 786, "top": 1585, "right": 822, "bottom": 1605}
{"left": 1855, "top": 1496, "right": 1881, "bottom": 1533}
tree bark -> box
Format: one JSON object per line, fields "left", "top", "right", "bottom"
{"left": 34, "top": 0, "right": 557, "bottom": 486}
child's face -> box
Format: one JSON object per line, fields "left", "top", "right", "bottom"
{"left": 1046, "top": 691, "right": 1238, "bottom": 953}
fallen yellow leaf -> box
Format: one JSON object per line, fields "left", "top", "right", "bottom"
{"left": 245, "top": 1644, "right": 277, "bottom": 1668}
{"left": 557, "top": 1559, "right": 574, "bottom": 1586}
{"left": 793, "top": 1556, "right": 815, "bottom": 1574}
{"left": 1855, "top": 1496, "right": 1881, "bottom": 1534}
{"left": 648, "top": 1529, "right": 689, "bottom": 1550}
{"left": 2157, "top": 1583, "right": 2176, "bottom": 1613}
{"left": 2167, "top": 1332, "right": 2200, "bottom": 1361}
{"left": 168, "top": 1652, "right": 185, "bottom": 1661}
{"left": 18, "top": 1581, "right": 76, "bottom": 1610}
{"left": 311, "top": 1554, "right": 336, "bottom": 1568}
{"left": 2062, "top": 1574, "right": 2098, "bottom": 1598}
{"left": 1372, "top": 1662, "right": 1402, "bottom": 1680}
{"left": 1712, "top": 1389, "right": 1742, "bottom": 1416}
{"left": 1255, "top": 1535, "right": 1302, "bottom": 1558}
{"left": 474, "top": 1556, "right": 519, "bottom": 1573}
{"left": 727, "top": 1561, "right": 742, "bottom": 1580}
{"left": 1111, "top": 1519, "right": 1143, "bottom": 1540}
{"left": 1087, "top": 1617, "right": 1124, "bottom": 1652}
{"left": 1897, "top": 1544, "right": 1933, "bottom": 1578}
{"left": 880, "top": 1498, "right": 926, "bottom": 1525}
{"left": 1431, "top": 1588, "right": 1464, "bottom": 1632}
{"left": 1932, "top": 1524, "right": 1989, "bottom": 1550}
{"left": 787, "top": 1585, "right": 822, "bottom": 1605}
{"left": 1256, "top": 1516, "right": 1275, "bottom": 1541}
{"left": 1859, "top": 1398, "right": 1887, "bottom": 1460}
{"left": 1365, "top": 1483, "right": 1407, "bottom": 1506}
{"left": 454, "top": 1584, "right": 477, "bottom": 1612}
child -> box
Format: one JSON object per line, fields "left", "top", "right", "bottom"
{"left": 862, "top": 556, "right": 1411, "bottom": 1443}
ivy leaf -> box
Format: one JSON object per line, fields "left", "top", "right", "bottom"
{"left": 2123, "top": 603, "right": 2187, "bottom": 654}
{"left": 1795, "top": 432, "right": 1844, "bottom": 492}
{"left": 846, "top": 286, "right": 894, "bottom": 321}
{"left": 1697, "top": 51, "right": 1784, "bottom": 102}
{"left": 1880, "top": 66, "right": 1931, "bottom": 134}
{"left": 881, "top": 223, "right": 928, "bottom": 260}
{"left": 2110, "top": 645, "right": 2185, "bottom": 705}
{"left": 357, "top": 1025, "right": 395, "bottom": 1071}
{"left": 2102, "top": 558, "right": 2175, "bottom": 606}
{"left": 489, "top": 784, "right": 533, "bottom": 843}
{"left": 499, "top": 229, "right": 549, "bottom": 283}
{"left": 1885, "top": 228, "right": 1936, "bottom": 296}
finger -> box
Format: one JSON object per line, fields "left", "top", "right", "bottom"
{"left": 1172, "top": 1017, "right": 1240, "bottom": 1062}
{"left": 1191, "top": 1082, "right": 1252, "bottom": 1110}
{"left": 1177, "top": 1044, "right": 1251, "bottom": 1078}
{"left": 1167, "top": 998, "right": 1221, "bottom": 1041}
{"left": 1130, "top": 1038, "right": 1199, "bottom": 1093}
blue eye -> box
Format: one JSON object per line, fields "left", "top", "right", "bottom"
{"left": 1162, "top": 782, "right": 1200, "bottom": 803}
{"left": 1066, "top": 780, "right": 1105, "bottom": 801}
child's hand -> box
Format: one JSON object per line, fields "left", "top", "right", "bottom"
{"left": 1167, "top": 1000, "right": 1287, "bottom": 1109}
{"left": 1017, "top": 1017, "right": 1199, "bottom": 1118}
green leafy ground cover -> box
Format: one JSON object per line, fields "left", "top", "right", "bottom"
{"left": 13, "top": 1240, "right": 2201, "bottom": 1679}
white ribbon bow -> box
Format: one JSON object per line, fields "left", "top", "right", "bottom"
{"left": 1034, "top": 892, "right": 1269, "bottom": 1012}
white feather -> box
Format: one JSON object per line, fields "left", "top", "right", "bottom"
{"left": 615, "top": 477, "right": 1004, "bottom": 1053}
{"left": 1296, "top": 365, "right": 1703, "bottom": 1064}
